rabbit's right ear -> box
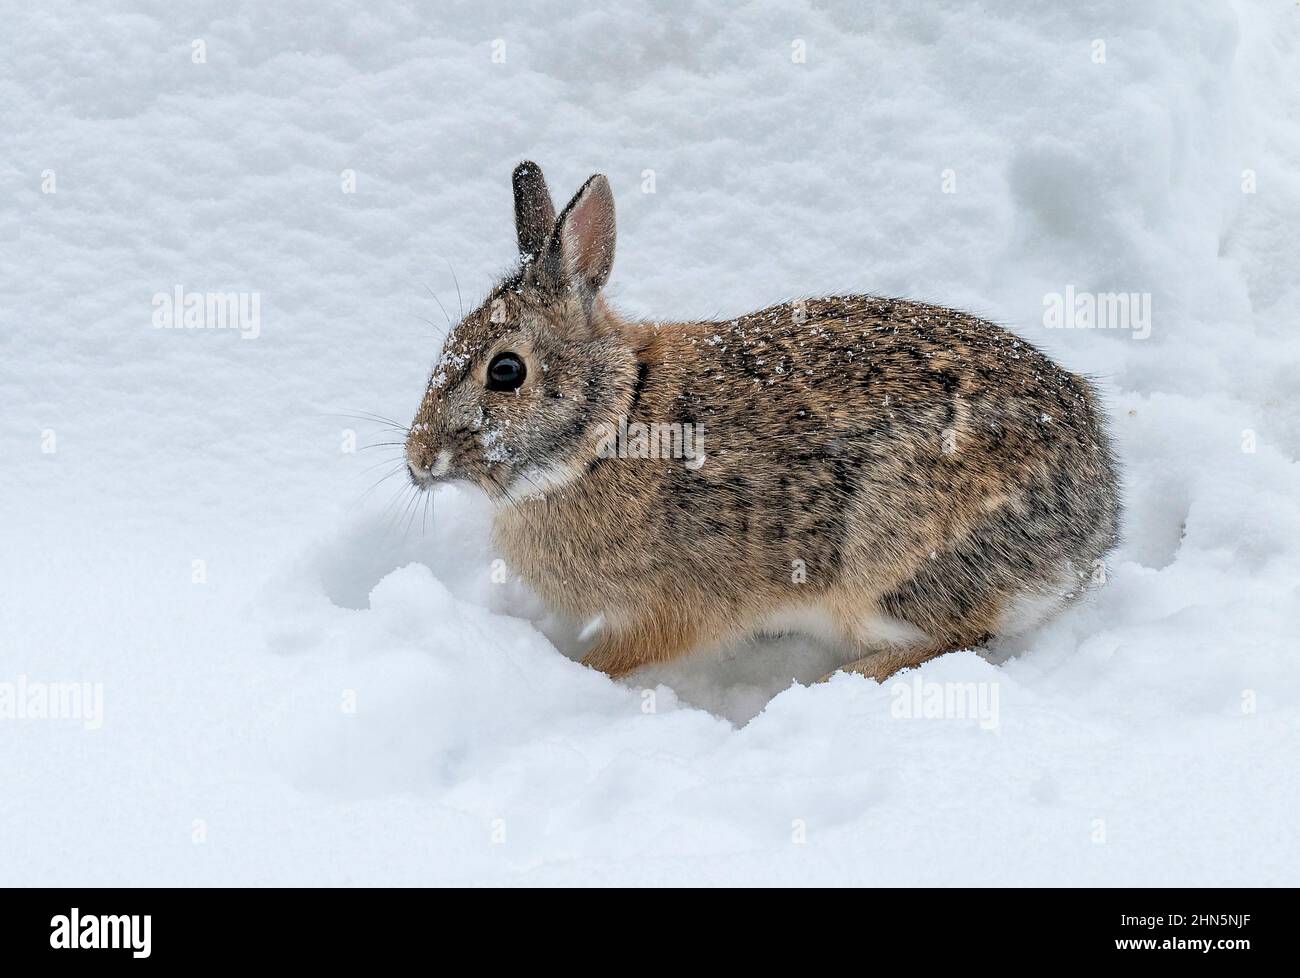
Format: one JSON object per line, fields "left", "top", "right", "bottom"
{"left": 512, "top": 161, "right": 557, "bottom": 263}
{"left": 537, "top": 174, "right": 616, "bottom": 297}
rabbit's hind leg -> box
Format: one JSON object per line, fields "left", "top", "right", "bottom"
{"left": 820, "top": 638, "right": 984, "bottom": 683}
{"left": 818, "top": 598, "right": 996, "bottom": 683}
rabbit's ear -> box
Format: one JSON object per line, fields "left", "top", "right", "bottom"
{"left": 541, "top": 174, "right": 616, "bottom": 294}
{"left": 512, "top": 161, "right": 557, "bottom": 263}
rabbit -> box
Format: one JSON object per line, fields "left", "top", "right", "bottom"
{"left": 403, "top": 161, "right": 1121, "bottom": 682}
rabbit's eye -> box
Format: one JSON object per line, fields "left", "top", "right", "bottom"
{"left": 486, "top": 352, "right": 527, "bottom": 392}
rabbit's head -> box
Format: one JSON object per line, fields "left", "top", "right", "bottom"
{"left": 405, "top": 162, "right": 637, "bottom": 503}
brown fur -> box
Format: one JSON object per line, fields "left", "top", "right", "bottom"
{"left": 404, "top": 163, "right": 1121, "bottom": 683}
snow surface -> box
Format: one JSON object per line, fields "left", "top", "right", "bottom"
{"left": 2, "top": 1, "right": 1298, "bottom": 885}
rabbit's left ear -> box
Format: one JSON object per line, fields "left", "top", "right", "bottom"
{"left": 512, "top": 161, "right": 557, "bottom": 263}
{"left": 541, "top": 174, "right": 616, "bottom": 294}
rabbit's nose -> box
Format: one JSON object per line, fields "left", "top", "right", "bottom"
{"left": 407, "top": 457, "right": 431, "bottom": 482}
{"left": 407, "top": 446, "right": 452, "bottom": 483}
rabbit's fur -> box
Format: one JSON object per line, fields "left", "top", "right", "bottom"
{"left": 405, "top": 162, "right": 1120, "bottom": 681}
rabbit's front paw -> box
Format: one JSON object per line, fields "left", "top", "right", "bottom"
{"left": 580, "top": 621, "right": 701, "bottom": 678}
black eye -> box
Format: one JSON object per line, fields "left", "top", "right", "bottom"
{"left": 486, "top": 352, "right": 527, "bottom": 392}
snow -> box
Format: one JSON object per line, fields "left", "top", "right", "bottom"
{"left": 3, "top": 1, "right": 1298, "bottom": 885}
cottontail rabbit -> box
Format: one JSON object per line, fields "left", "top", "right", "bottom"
{"left": 404, "top": 162, "right": 1120, "bottom": 681}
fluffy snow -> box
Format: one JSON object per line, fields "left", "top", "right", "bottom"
{"left": 2, "top": 1, "right": 1298, "bottom": 885}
